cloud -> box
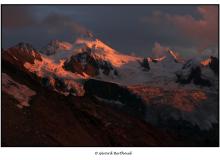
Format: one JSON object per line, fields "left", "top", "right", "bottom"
{"left": 2, "top": 6, "right": 89, "bottom": 36}
{"left": 2, "top": 7, "right": 91, "bottom": 48}
{"left": 142, "top": 6, "right": 218, "bottom": 52}
{"left": 152, "top": 42, "right": 168, "bottom": 57}
{"left": 141, "top": 10, "right": 163, "bottom": 24}
{"left": 3, "top": 5, "right": 217, "bottom": 57}
{"left": 2, "top": 6, "right": 36, "bottom": 29}
{"left": 166, "top": 6, "right": 218, "bottom": 51}
{"left": 41, "top": 13, "right": 89, "bottom": 36}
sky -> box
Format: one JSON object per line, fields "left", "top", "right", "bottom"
{"left": 2, "top": 5, "right": 218, "bottom": 57}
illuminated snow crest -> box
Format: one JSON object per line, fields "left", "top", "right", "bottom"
{"left": 2, "top": 73, "right": 36, "bottom": 108}
{"left": 24, "top": 56, "right": 86, "bottom": 96}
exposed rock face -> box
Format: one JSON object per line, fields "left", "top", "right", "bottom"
{"left": 2, "top": 43, "right": 42, "bottom": 71}
{"left": 176, "top": 66, "right": 211, "bottom": 86}
{"left": 209, "top": 56, "right": 219, "bottom": 75}
{"left": 84, "top": 79, "right": 146, "bottom": 117}
{"left": 1, "top": 39, "right": 219, "bottom": 147}
{"left": 2, "top": 66, "right": 176, "bottom": 147}
{"left": 83, "top": 79, "right": 218, "bottom": 146}
{"left": 191, "top": 67, "right": 212, "bottom": 86}
{"left": 140, "top": 58, "right": 150, "bottom": 71}
{"left": 176, "top": 59, "right": 212, "bottom": 87}
{"left": 63, "top": 48, "right": 118, "bottom": 76}
{"left": 2, "top": 43, "right": 85, "bottom": 97}
{"left": 41, "top": 40, "right": 73, "bottom": 56}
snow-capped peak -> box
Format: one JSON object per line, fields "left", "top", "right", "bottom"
{"left": 74, "top": 36, "right": 117, "bottom": 55}
{"left": 71, "top": 36, "right": 142, "bottom": 68}
{"left": 200, "top": 57, "right": 212, "bottom": 66}
{"left": 79, "top": 31, "right": 95, "bottom": 39}
{"left": 41, "top": 40, "right": 73, "bottom": 56}
{"left": 148, "top": 48, "right": 184, "bottom": 65}
{"left": 175, "top": 53, "right": 218, "bottom": 88}
{"left": 3, "top": 42, "right": 42, "bottom": 67}
{"left": 186, "top": 54, "right": 212, "bottom": 68}
{"left": 167, "top": 48, "right": 183, "bottom": 63}
{"left": 16, "top": 42, "right": 35, "bottom": 50}
{"left": 14, "top": 42, "right": 39, "bottom": 56}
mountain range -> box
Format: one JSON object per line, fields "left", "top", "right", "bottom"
{"left": 2, "top": 33, "right": 219, "bottom": 146}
